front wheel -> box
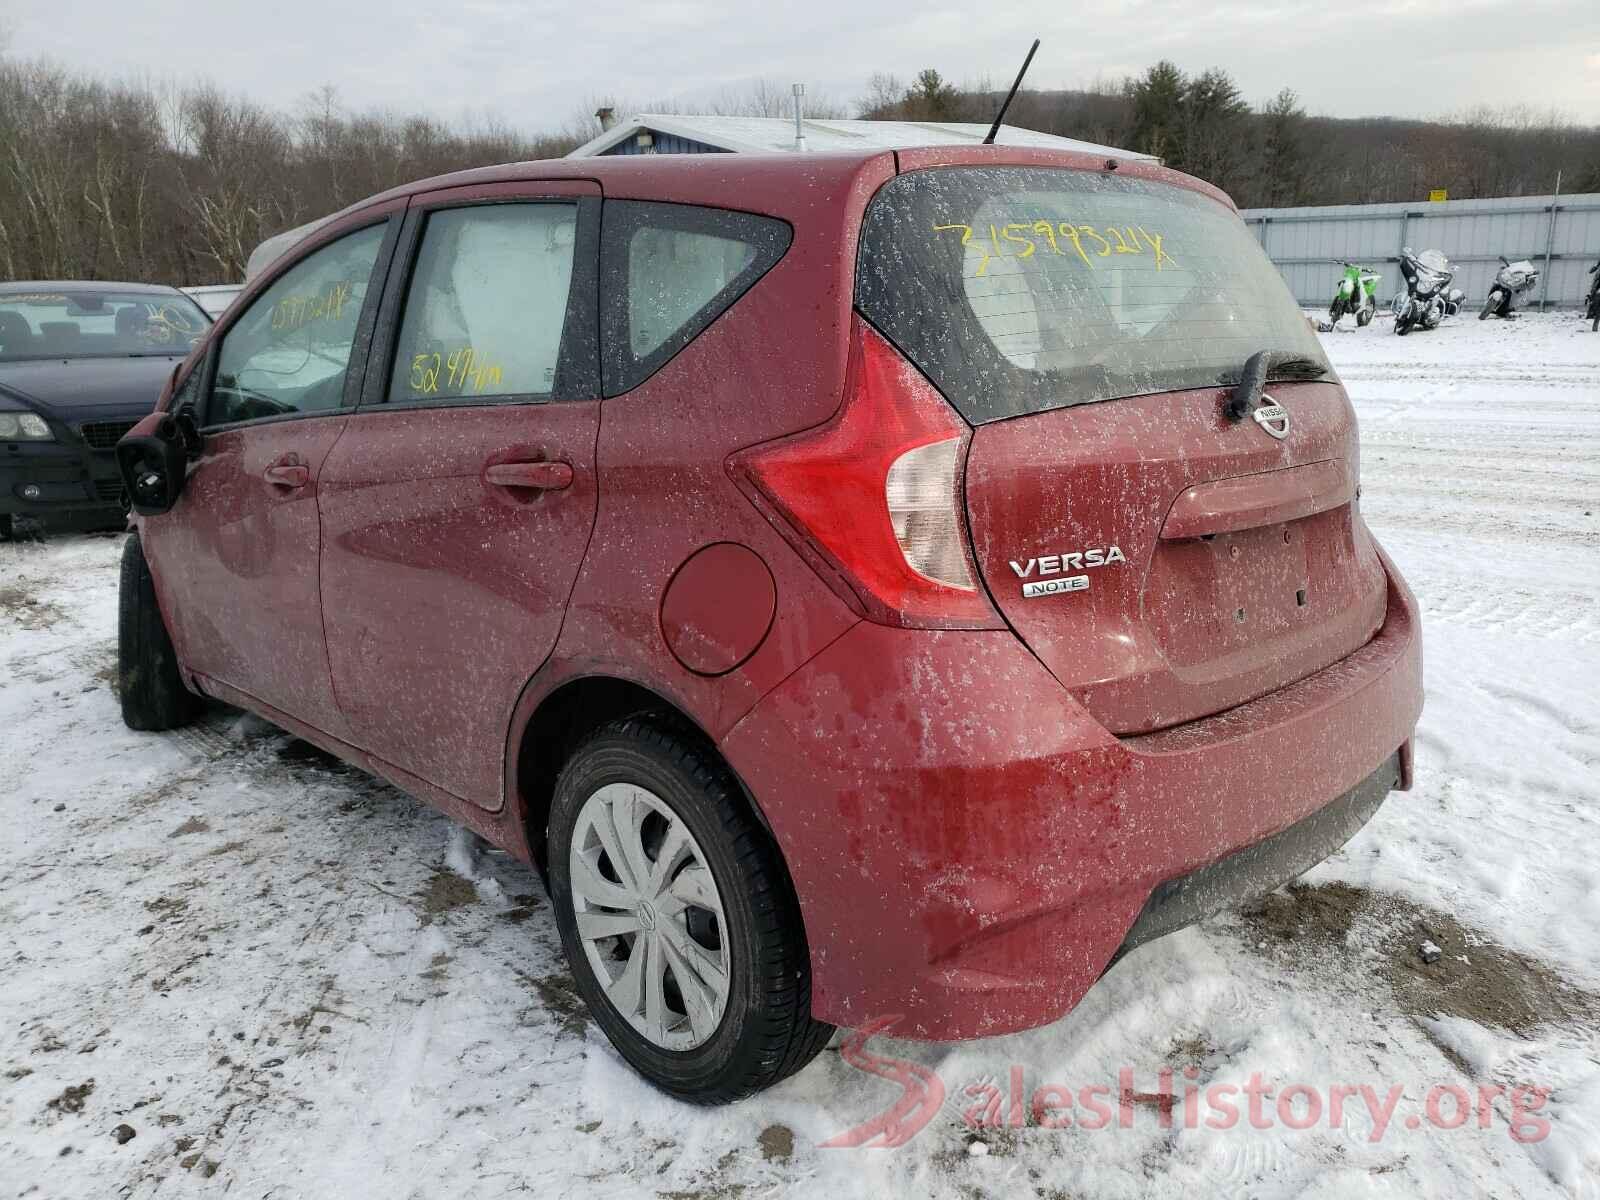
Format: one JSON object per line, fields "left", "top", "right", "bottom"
{"left": 1328, "top": 298, "right": 1346, "bottom": 326}
{"left": 548, "top": 717, "right": 832, "bottom": 1103}
{"left": 118, "top": 532, "right": 197, "bottom": 731}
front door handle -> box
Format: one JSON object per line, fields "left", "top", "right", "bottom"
{"left": 263, "top": 463, "right": 311, "bottom": 489}
{"left": 483, "top": 460, "right": 573, "bottom": 491}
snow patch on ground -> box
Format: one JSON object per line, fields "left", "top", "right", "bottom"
{"left": 2, "top": 313, "right": 1597, "bottom": 1197}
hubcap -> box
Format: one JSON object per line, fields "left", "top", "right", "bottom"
{"left": 568, "top": 783, "right": 730, "bottom": 1050}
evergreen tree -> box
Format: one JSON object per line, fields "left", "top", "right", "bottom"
{"left": 905, "top": 69, "right": 959, "bottom": 121}
{"left": 1180, "top": 68, "right": 1252, "bottom": 193}
{"left": 1257, "top": 88, "right": 1312, "bottom": 207}
{"left": 1127, "top": 61, "right": 1186, "bottom": 162}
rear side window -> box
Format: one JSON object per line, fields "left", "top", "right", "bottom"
{"left": 601, "top": 201, "right": 790, "bottom": 396}
{"left": 855, "top": 167, "right": 1328, "bottom": 424}
{"left": 389, "top": 204, "right": 578, "bottom": 403}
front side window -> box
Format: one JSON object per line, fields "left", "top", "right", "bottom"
{"left": 388, "top": 204, "right": 578, "bottom": 403}
{"left": 0, "top": 290, "right": 209, "bottom": 362}
{"left": 209, "top": 224, "right": 385, "bottom": 427}
{"left": 601, "top": 201, "right": 791, "bottom": 396}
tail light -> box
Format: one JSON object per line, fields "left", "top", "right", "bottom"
{"left": 728, "top": 315, "right": 1000, "bottom": 629}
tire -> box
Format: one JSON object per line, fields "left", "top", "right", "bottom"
{"left": 1480, "top": 290, "right": 1500, "bottom": 320}
{"left": 1328, "top": 299, "right": 1345, "bottom": 326}
{"left": 118, "top": 532, "right": 196, "bottom": 731}
{"left": 1356, "top": 305, "right": 1373, "bottom": 328}
{"left": 0, "top": 514, "right": 14, "bottom": 542}
{"left": 1395, "top": 317, "right": 1410, "bottom": 336}
{"left": 548, "top": 716, "right": 832, "bottom": 1103}
{"left": 1590, "top": 301, "right": 1599, "bottom": 333}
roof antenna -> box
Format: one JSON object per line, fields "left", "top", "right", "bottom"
{"left": 983, "top": 38, "right": 1040, "bottom": 145}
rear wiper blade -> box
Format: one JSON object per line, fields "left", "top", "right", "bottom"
{"left": 1221, "top": 351, "right": 1327, "bottom": 423}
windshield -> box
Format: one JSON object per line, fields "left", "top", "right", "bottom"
{"left": 855, "top": 167, "right": 1328, "bottom": 424}
{"left": 0, "top": 290, "right": 210, "bottom": 362}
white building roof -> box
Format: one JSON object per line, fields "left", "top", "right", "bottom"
{"left": 567, "top": 114, "right": 1153, "bottom": 161}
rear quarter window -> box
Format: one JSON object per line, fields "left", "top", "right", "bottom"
{"left": 855, "top": 167, "right": 1327, "bottom": 424}
{"left": 600, "top": 201, "right": 790, "bottom": 396}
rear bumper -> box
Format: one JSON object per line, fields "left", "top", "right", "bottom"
{"left": 1, "top": 439, "right": 125, "bottom": 522}
{"left": 720, "top": 552, "right": 1422, "bottom": 1039}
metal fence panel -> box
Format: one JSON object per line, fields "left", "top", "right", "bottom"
{"left": 1241, "top": 193, "right": 1600, "bottom": 309}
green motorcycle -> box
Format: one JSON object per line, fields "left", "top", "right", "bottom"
{"left": 1325, "top": 260, "right": 1382, "bottom": 329}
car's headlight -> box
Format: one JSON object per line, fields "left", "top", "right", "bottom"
{"left": 0, "top": 412, "right": 53, "bottom": 440}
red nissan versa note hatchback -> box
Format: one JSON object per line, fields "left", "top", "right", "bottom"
{"left": 114, "top": 147, "right": 1422, "bottom": 1103}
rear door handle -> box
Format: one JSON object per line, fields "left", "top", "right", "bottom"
{"left": 263, "top": 463, "right": 311, "bottom": 489}
{"left": 483, "top": 460, "right": 573, "bottom": 491}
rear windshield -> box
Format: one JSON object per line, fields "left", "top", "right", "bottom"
{"left": 855, "top": 167, "right": 1327, "bottom": 424}
{"left": 0, "top": 290, "right": 210, "bottom": 362}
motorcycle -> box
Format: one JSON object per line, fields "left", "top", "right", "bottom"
{"left": 1480, "top": 256, "right": 1541, "bottom": 319}
{"left": 1392, "top": 247, "right": 1465, "bottom": 336}
{"left": 1583, "top": 259, "right": 1598, "bottom": 332}
{"left": 1325, "top": 260, "right": 1382, "bottom": 329}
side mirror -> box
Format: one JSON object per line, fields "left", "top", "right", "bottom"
{"left": 115, "top": 416, "right": 190, "bottom": 516}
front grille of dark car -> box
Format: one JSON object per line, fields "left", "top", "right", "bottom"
{"left": 93, "top": 478, "right": 124, "bottom": 503}
{"left": 79, "top": 420, "right": 138, "bottom": 450}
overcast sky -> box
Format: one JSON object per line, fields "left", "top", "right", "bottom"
{"left": 6, "top": 0, "right": 1599, "bottom": 131}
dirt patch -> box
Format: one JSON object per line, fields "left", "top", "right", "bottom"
{"left": 1241, "top": 882, "right": 1600, "bottom": 1036}
{"left": 660, "top": 1187, "right": 745, "bottom": 1200}
{"left": 70, "top": 642, "right": 120, "bottom": 693}
{"left": 498, "top": 894, "right": 541, "bottom": 925}
{"left": 1167, "top": 1032, "right": 1220, "bottom": 1065}
{"left": 530, "top": 972, "right": 589, "bottom": 1038}
{"left": 756, "top": 1125, "right": 793, "bottom": 1163}
{"left": 420, "top": 953, "right": 451, "bottom": 983}
{"left": 414, "top": 868, "right": 476, "bottom": 926}
{"left": 0, "top": 584, "right": 65, "bottom": 631}
{"left": 142, "top": 895, "right": 189, "bottom": 923}
{"left": 126, "top": 773, "right": 205, "bottom": 815}
{"left": 170, "top": 816, "right": 211, "bottom": 838}
{"left": 46, "top": 1080, "right": 95, "bottom": 1115}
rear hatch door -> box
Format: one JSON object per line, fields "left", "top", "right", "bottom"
{"left": 855, "top": 161, "right": 1387, "bottom": 733}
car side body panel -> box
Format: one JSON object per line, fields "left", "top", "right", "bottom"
{"left": 319, "top": 399, "right": 604, "bottom": 808}
{"left": 144, "top": 414, "right": 353, "bottom": 739}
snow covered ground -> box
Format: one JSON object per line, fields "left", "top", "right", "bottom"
{"left": 2, "top": 312, "right": 1598, "bottom": 1199}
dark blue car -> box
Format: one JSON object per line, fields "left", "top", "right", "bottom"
{"left": 0, "top": 281, "right": 211, "bottom": 540}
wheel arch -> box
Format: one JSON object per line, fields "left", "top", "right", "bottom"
{"left": 507, "top": 671, "right": 774, "bottom": 875}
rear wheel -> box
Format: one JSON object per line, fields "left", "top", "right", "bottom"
{"left": 118, "top": 532, "right": 197, "bottom": 731}
{"left": 1480, "top": 290, "right": 1501, "bottom": 320}
{"left": 1356, "top": 305, "right": 1373, "bottom": 328}
{"left": 548, "top": 717, "right": 832, "bottom": 1104}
